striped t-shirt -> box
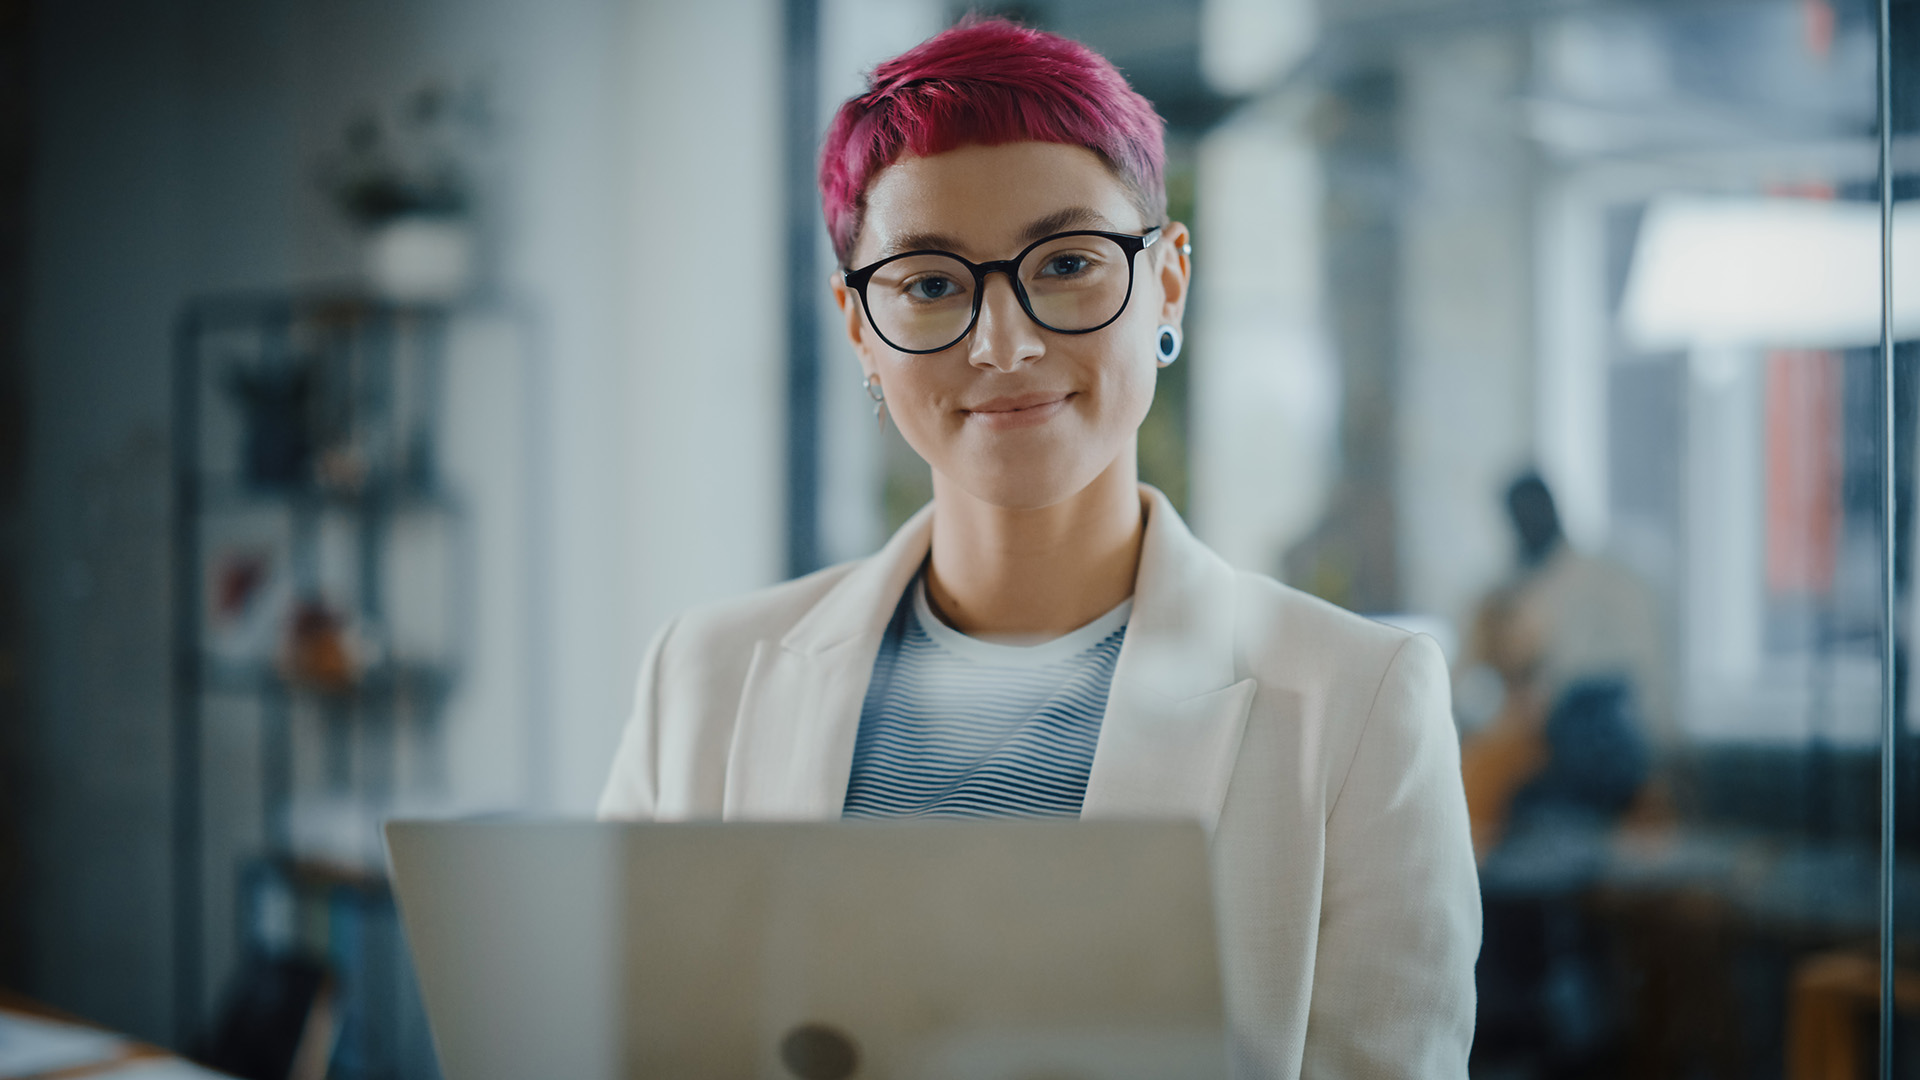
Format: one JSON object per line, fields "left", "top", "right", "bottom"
{"left": 840, "top": 574, "right": 1130, "bottom": 819}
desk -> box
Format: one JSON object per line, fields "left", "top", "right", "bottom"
{"left": 1484, "top": 818, "right": 1920, "bottom": 939}
{"left": 1480, "top": 823, "right": 1920, "bottom": 1078}
{"left": 0, "top": 990, "right": 231, "bottom": 1080}
{"left": 1596, "top": 827, "right": 1920, "bottom": 939}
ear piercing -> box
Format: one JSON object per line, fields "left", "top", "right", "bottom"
{"left": 1156, "top": 324, "right": 1183, "bottom": 365}
{"left": 863, "top": 374, "right": 887, "bottom": 433}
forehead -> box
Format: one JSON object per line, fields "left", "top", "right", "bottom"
{"left": 853, "top": 141, "right": 1140, "bottom": 264}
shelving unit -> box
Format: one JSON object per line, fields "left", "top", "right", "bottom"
{"left": 171, "top": 293, "right": 486, "bottom": 1078}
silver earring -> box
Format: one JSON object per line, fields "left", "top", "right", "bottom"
{"left": 863, "top": 374, "right": 887, "bottom": 433}
{"left": 1156, "top": 324, "right": 1183, "bottom": 365}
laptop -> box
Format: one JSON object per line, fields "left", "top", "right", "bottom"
{"left": 385, "top": 819, "right": 1228, "bottom": 1080}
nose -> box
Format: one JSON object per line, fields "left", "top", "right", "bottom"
{"left": 967, "top": 271, "right": 1045, "bottom": 372}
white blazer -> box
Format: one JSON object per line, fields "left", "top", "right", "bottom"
{"left": 599, "top": 486, "right": 1480, "bottom": 1078}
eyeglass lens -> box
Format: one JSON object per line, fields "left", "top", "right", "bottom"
{"left": 863, "top": 234, "right": 1134, "bottom": 352}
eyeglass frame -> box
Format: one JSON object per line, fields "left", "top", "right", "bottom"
{"left": 841, "top": 226, "right": 1165, "bottom": 356}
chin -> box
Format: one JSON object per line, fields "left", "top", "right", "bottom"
{"left": 952, "top": 455, "right": 1111, "bottom": 512}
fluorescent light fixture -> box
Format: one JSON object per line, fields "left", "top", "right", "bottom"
{"left": 1621, "top": 195, "right": 1917, "bottom": 351}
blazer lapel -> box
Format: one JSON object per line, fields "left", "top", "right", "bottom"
{"left": 722, "top": 505, "right": 933, "bottom": 820}
{"left": 1082, "top": 487, "right": 1255, "bottom": 831}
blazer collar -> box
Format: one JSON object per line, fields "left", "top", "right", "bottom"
{"left": 723, "top": 503, "right": 932, "bottom": 819}
{"left": 1081, "top": 487, "right": 1254, "bottom": 828}
{"left": 781, "top": 500, "right": 934, "bottom": 656}
{"left": 724, "top": 487, "right": 1254, "bottom": 829}
{"left": 1110, "top": 486, "right": 1242, "bottom": 700}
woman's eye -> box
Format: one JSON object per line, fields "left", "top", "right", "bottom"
{"left": 905, "top": 276, "right": 960, "bottom": 301}
{"left": 1043, "top": 254, "right": 1091, "bottom": 277}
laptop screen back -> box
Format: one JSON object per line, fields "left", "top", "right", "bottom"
{"left": 386, "top": 819, "right": 1227, "bottom": 1080}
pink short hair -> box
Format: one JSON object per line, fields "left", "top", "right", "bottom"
{"left": 818, "top": 18, "right": 1168, "bottom": 265}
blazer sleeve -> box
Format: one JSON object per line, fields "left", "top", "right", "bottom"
{"left": 596, "top": 617, "right": 677, "bottom": 820}
{"left": 1303, "top": 633, "right": 1480, "bottom": 1079}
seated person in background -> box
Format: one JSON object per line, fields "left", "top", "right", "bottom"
{"left": 1460, "top": 474, "right": 1657, "bottom": 1071}
{"left": 599, "top": 18, "right": 1479, "bottom": 1078}
{"left": 1458, "top": 586, "right": 1549, "bottom": 861}
{"left": 1460, "top": 586, "right": 1651, "bottom": 870}
{"left": 1459, "top": 472, "right": 1667, "bottom": 865}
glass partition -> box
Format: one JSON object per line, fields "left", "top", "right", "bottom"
{"left": 804, "top": 0, "right": 1906, "bottom": 1073}
{"left": 1193, "top": 1, "right": 1903, "bottom": 1075}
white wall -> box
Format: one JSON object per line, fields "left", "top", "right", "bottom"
{"left": 1185, "top": 0, "right": 1337, "bottom": 576}
{"left": 1393, "top": 31, "right": 1537, "bottom": 624}
{"left": 586, "top": 0, "right": 789, "bottom": 810}
{"left": 1534, "top": 182, "right": 1611, "bottom": 551}
{"left": 1190, "top": 108, "right": 1338, "bottom": 572}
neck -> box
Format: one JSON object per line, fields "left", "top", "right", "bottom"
{"left": 924, "top": 452, "right": 1145, "bottom": 637}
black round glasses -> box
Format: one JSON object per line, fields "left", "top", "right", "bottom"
{"left": 842, "top": 226, "right": 1163, "bottom": 355}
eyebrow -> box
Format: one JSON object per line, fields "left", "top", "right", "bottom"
{"left": 878, "top": 207, "right": 1120, "bottom": 260}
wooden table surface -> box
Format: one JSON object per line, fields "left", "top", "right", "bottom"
{"left": 0, "top": 988, "right": 222, "bottom": 1079}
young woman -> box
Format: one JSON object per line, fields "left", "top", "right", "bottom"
{"left": 600, "top": 19, "right": 1478, "bottom": 1076}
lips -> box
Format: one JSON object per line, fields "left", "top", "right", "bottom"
{"left": 964, "top": 392, "right": 1072, "bottom": 414}
{"left": 961, "top": 391, "right": 1074, "bottom": 429}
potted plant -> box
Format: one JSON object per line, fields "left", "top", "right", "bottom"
{"left": 319, "top": 80, "right": 489, "bottom": 303}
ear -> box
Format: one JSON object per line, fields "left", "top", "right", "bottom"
{"left": 1155, "top": 221, "right": 1191, "bottom": 326}
{"left": 830, "top": 268, "right": 878, "bottom": 381}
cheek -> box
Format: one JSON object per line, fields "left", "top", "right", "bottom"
{"left": 1093, "top": 329, "right": 1161, "bottom": 428}
{"left": 875, "top": 358, "right": 957, "bottom": 443}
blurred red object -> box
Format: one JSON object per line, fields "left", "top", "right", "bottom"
{"left": 1765, "top": 350, "right": 1840, "bottom": 596}
{"left": 1800, "top": 0, "right": 1834, "bottom": 60}
{"left": 213, "top": 552, "right": 269, "bottom": 620}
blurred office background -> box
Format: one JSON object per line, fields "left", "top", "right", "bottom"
{"left": 0, "top": 0, "right": 1913, "bottom": 1076}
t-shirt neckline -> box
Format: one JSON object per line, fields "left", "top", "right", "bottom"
{"left": 909, "top": 574, "right": 1132, "bottom": 669}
